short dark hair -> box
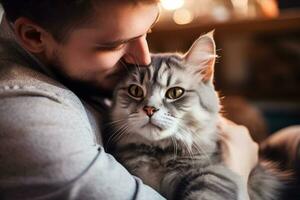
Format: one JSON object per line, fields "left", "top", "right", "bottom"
{"left": 0, "top": 0, "right": 159, "bottom": 43}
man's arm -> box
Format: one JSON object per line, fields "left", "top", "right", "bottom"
{"left": 0, "top": 90, "right": 165, "bottom": 200}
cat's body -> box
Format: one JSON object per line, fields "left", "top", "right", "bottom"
{"left": 105, "top": 33, "right": 285, "bottom": 200}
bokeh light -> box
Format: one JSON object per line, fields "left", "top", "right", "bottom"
{"left": 161, "top": 0, "right": 185, "bottom": 11}
{"left": 173, "top": 8, "right": 194, "bottom": 25}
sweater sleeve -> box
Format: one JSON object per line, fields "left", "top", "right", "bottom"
{"left": 0, "top": 88, "right": 165, "bottom": 200}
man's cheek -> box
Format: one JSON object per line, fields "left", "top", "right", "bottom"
{"left": 94, "top": 52, "right": 124, "bottom": 70}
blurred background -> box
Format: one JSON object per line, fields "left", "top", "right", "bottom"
{"left": 148, "top": 0, "right": 300, "bottom": 142}
{"left": 0, "top": 1, "right": 299, "bottom": 142}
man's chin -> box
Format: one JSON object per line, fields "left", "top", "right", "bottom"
{"left": 53, "top": 72, "right": 115, "bottom": 97}
{"left": 79, "top": 66, "right": 128, "bottom": 97}
{"left": 77, "top": 78, "right": 119, "bottom": 97}
{"left": 49, "top": 59, "right": 131, "bottom": 97}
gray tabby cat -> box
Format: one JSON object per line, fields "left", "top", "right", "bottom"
{"left": 106, "top": 32, "right": 284, "bottom": 200}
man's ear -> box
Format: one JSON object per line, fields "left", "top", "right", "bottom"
{"left": 14, "top": 17, "right": 51, "bottom": 54}
{"left": 184, "top": 30, "right": 217, "bottom": 83}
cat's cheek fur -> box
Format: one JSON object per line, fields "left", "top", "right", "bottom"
{"left": 111, "top": 102, "right": 130, "bottom": 121}
{"left": 140, "top": 128, "right": 176, "bottom": 141}
{"left": 131, "top": 111, "right": 179, "bottom": 141}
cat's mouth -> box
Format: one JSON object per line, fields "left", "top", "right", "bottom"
{"left": 141, "top": 120, "right": 163, "bottom": 131}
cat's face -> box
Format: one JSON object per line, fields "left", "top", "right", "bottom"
{"left": 111, "top": 32, "right": 220, "bottom": 144}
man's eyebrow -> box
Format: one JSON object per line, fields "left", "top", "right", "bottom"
{"left": 97, "top": 11, "right": 160, "bottom": 47}
{"left": 98, "top": 35, "right": 143, "bottom": 47}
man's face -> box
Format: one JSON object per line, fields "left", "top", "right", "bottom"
{"left": 46, "top": 2, "right": 159, "bottom": 92}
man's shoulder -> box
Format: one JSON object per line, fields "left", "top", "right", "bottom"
{"left": 0, "top": 56, "right": 81, "bottom": 107}
{"left": 0, "top": 38, "right": 105, "bottom": 142}
{"left": 0, "top": 59, "right": 85, "bottom": 111}
{"left": 0, "top": 53, "right": 100, "bottom": 137}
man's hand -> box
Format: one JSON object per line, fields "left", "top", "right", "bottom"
{"left": 261, "top": 125, "right": 300, "bottom": 171}
{"left": 219, "top": 118, "right": 259, "bottom": 184}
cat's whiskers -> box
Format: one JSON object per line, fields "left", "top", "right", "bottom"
{"left": 104, "top": 113, "right": 138, "bottom": 128}
{"left": 106, "top": 121, "right": 129, "bottom": 149}
{"left": 176, "top": 122, "right": 210, "bottom": 166}
{"left": 111, "top": 125, "right": 130, "bottom": 146}
{"left": 154, "top": 117, "right": 173, "bottom": 131}
{"left": 106, "top": 122, "right": 126, "bottom": 144}
{"left": 131, "top": 51, "right": 143, "bottom": 72}
{"left": 182, "top": 125, "right": 213, "bottom": 165}
{"left": 171, "top": 137, "right": 178, "bottom": 160}
{"left": 119, "top": 59, "right": 131, "bottom": 74}
{"left": 104, "top": 118, "right": 127, "bottom": 126}
{"left": 193, "top": 128, "right": 217, "bottom": 163}
{"left": 139, "top": 111, "right": 205, "bottom": 165}
{"left": 181, "top": 138, "right": 196, "bottom": 166}
{"left": 174, "top": 125, "right": 194, "bottom": 158}
{"left": 108, "top": 112, "right": 147, "bottom": 147}
{"left": 179, "top": 121, "right": 213, "bottom": 164}
{"left": 192, "top": 141, "right": 212, "bottom": 165}
{"left": 122, "top": 53, "right": 141, "bottom": 73}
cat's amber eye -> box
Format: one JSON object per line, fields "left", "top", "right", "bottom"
{"left": 128, "top": 84, "right": 144, "bottom": 98}
{"left": 166, "top": 87, "right": 185, "bottom": 99}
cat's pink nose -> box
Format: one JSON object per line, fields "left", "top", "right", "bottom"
{"left": 143, "top": 106, "right": 158, "bottom": 117}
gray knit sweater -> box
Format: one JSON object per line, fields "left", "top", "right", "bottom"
{"left": 0, "top": 15, "right": 165, "bottom": 200}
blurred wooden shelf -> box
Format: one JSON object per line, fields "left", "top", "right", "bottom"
{"left": 150, "top": 10, "right": 300, "bottom": 42}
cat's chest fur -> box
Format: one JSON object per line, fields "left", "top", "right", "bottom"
{"left": 113, "top": 143, "right": 219, "bottom": 191}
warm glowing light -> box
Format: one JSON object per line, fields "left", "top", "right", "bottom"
{"left": 212, "top": 6, "right": 230, "bottom": 22}
{"left": 173, "top": 9, "right": 194, "bottom": 25}
{"left": 161, "top": 0, "right": 185, "bottom": 11}
{"left": 259, "top": 0, "right": 279, "bottom": 18}
{"left": 231, "top": 0, "right": 248, "bottom": 16}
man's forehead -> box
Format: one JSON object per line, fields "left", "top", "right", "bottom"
{"left": 76, "top": 2, "right": 160, "bottom": 45}
{"left": 98, "top": 11, "right": 160, "bottom": 47}
{"left": 80, "top": 1, "right": 159, "bottom": 27}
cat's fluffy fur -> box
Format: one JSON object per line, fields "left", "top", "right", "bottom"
{"left": 105, "top": 32, "right": 285, "bottom": 200}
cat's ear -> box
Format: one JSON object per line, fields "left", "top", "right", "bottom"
{"left": 184, "top": 31, "right": 217, "bottom": 83}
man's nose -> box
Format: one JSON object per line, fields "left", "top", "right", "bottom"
{"left": 123, "top": 36, "right": 151, "bottom": 66}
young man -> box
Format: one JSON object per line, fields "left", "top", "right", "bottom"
{"left": 0, "top": 0, "right": 278, "bottom": 199}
